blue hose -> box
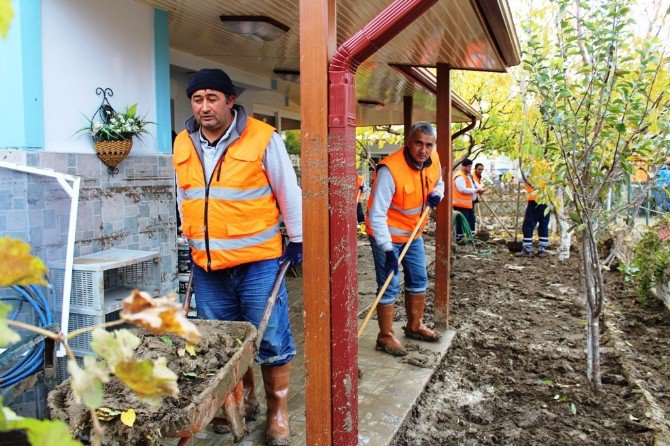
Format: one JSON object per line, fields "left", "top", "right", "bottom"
{"left": 0, "top": 282, "right": 54, "bottom": 388}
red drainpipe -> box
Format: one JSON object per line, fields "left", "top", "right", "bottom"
{"left": 327, "top": 1, "right": 439, "bottom": 444}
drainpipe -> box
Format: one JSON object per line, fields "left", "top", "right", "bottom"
{"left": 327, "top": 1, "right": 438, "bottom": 445}
{"left": 451, "top": 114, "right": 477, "bottom": 141}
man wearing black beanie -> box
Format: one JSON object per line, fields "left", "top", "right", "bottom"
{"left": 174, "top": 68, "right": 302, "bottom": 445}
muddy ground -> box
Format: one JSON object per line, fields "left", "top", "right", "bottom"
{"left": 395, "top": 237, "right": 670, "bottom": 446}
{"left": 48, "top": 320, "right": 248, "bottom": 446}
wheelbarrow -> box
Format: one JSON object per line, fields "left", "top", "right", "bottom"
{"left": 167, "top": 259, "right": 292, "bottom": 445}
{"left": 49, "top": 261, "right": 291, "bottom": 446}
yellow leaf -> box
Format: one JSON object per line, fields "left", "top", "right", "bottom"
{"left": 90, "top": 328, "right": 140, "bottom": 368}
{"left": 0, "top": 0, "right": 14, "bottom": 39}
{"left": 0, "top": 238, "right": 47, "bottom": 287}
{"left": 68, "top": 357, "right": 109, "bottom": 409}
{"left": 120, "top": 409, "right": 136, "bottom": 427}
{"left": 120, "top": 290, "right": 200, "bottom": 344}
{"left": 184, "top": 344, "right": 196, "bottom": 357}
{"left": 114, "top": 357, "right": 179, "bottom": 406}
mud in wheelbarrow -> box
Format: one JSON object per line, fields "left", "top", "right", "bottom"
{"left": 48, "top": 320, "right": 259, "bottom": 446}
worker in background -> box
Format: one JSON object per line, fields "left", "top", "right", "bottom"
{"left": 366, "top": 121, "right": 443, "bottom": 357}
{"left": 471, "top": 162, "right": 485, "bottom": 232}
{"left": 356, "top": 174, "right": 366, "bottom": 224}
{"left": 516, "top": 179, "right": 550, "bottom": 258}
{"left": 452, "top": 158, "right": 479, "bottom": 242}
{"left": 173, "top": 68, "right": 301, "bottom": 445}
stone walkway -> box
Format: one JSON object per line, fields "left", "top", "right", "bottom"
{"left": 178, "top": 240, "right": 453, "bottom": 446}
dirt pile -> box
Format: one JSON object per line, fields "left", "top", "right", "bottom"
{"left": 48, "top": 320, "right": 252, "bottom": 446}
{"left": 396, "top": 243, "right": 669, "bottom": 445}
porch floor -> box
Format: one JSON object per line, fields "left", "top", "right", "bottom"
{"left": 177, "top": 241, "right": 454, "bottom": 446}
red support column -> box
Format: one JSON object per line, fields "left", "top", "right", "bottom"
{"left": 328, "top": 68, "right": 359, "bottom": 445}
{"left": 434, "top": 63, "right": 451, "bottom": 326}
{"left": 300, "top": 0, "right": 335, "bottom": 444}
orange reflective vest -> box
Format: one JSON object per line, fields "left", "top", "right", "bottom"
{"left": 526, "top": 183, "right": 537, "bottom": 201}
{"left": 365, "top": 147, "right": 441, "bottom": 243}
{"left": 174, "top": 117, "right": 283, "bottom": 271}
{"left": 452, "top": 171, "right": 474, "bottom": 209}
{"left": 356, "top": 175, "right": 364, "bottom": 203}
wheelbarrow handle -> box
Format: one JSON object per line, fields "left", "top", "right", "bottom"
{"left": 255, "top": 260, "right": 292, "bottom": 350}
{"left": 182, "top": 270, "right": 195, "bottom": 316}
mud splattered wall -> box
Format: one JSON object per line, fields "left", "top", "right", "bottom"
{"left": 0, "top": 150, "right": 177, "bottom": 295}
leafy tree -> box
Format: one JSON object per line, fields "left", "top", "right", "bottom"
{"left": 523, "top": 0, "right": 670, "bottom": 388}
{"left": 281, "top": 129, "right": 301, "bottom": 155}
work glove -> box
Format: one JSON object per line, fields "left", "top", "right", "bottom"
{"left": 280, "top": 242, "right": 303, "bottom": 266}
{"left": 426, "top": 192, "right": 442, "bottom": 208}
{"left": 384, "top": 250, "right": 399, "bottom": 276}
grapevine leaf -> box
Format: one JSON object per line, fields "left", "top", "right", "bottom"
{"left": 182, "top": 371, "right": 197, "bottom": 378}
{"left": 9, "top": 418, "right": 82, "bottom": 446}
{"left": 0, "top": 302, "right": 20, "bottom": 347}
{"left": 0, "top": 237, "right": 47, "bottom": 287}
{"left": 114, "top": 357, "right": 179, "bottom": 406}
{"left": 67, "top": 357, "right": 109, "bottom": 409}
{"left": 160, "top": 335, "right": 173, "bottom": 346}
{"left": 90, "top": 328, "right": 140, "bottom": 368}
{"left": 120, "top": 409, "right": 136, "bottom": 427}
{"left": 120, "top": 290, "right": 200, "bottom": 344}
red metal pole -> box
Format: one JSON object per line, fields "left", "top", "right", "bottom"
{"left": 328, "top": 1, "right": 439, "bottom": 444}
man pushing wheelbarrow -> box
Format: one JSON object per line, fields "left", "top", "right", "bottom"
{"left": 174, "top": 68, "right": 302, "bottom": 446}
{"left": 363, "top": 121, "right": 443, "bottom": 357}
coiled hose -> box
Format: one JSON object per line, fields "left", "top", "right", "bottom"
{"left": 453, "top": 210, "right": 494, "bottom": 257}
{"left": 0, "top": 284, "right": 53, "bottom": 388}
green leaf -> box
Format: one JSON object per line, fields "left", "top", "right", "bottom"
{"left": 67, "top": 357, "right": 109, "bottom": 409}
{"left": 0, "top": 302, "right": 20, "bottom": 347}
{"left": 182, "top": 371, "right": 198, "bottom": 378}
{"left": 9, "top": 418, "right": 82, "bottom": 446}
{"left": 127, "top": 103, "right": 138, "bottom": 118}
{"left": 541, "top": 378, "right": 554, "bottom": 386}
{"left": 570, "top": 402, "right": 577, "bottom": 415}
{"left": 160, "top": 335, "right": 173, "bottom": 346}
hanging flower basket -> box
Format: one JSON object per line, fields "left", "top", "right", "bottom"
{"left": 94, "top": 139, "right": 133, "bottom": 171}
{"left": 80, "top": 88, "right": 152, "bottom": 174}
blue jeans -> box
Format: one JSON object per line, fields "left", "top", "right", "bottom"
{"left": 369, "top": 236, "right": 428, "bottom": 306}
{"left": 193, "top": 258, "right": 296, "bottom": 366}
{"left": 453, "top": 206, "right": 475, "bottom": 238}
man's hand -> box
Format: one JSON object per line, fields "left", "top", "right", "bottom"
{"left": 478, "top": 186, "right": 486, "bottom": 195}
{"left": 280, "top": 242, "right": 303, "bottom": 266}
{"left": 384, "top": 250, "right": 399, "bottom": 276}
{"left": 426, "top": 192, "right": 442, "bottom": 208}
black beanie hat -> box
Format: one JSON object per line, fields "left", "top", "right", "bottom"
{"left": 462, "top": 158, "right": 473, "bottom": 166}
{"left": 186, "top": 68, "right": 236, "bottom": 98}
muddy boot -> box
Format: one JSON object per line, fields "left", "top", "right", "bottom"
{"left": 376, "top": 304, "right": 408, "bottom": 356}
{"left": 261, "top": 362, "right": 291, "bottom": 446}
{"left": 212, "top": 367, "right": 260, "bottom": 433}
{"left": 403, "top": 293, "right": 440, "bottom": 342}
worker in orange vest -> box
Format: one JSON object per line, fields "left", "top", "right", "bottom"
{"left": 356, "top": 174, "right": 366, "bottom": 223}
{"left": 471, "top": 162, "right": 485, "bottom": 231}
{"left": 516, "top": 181, "right": 550, "bottom": 258}
{"left": 452, "top": 158, "right": 481, "bottom": 242}
{"left": 174, "top": 69, "right": 301, "bottom": 445}
{"left": 366, "top": 121, "right": 443, "bottom": 357}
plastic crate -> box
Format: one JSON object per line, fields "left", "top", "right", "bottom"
{"left": 56, "top": 354, "right": 85, "bottom": 382}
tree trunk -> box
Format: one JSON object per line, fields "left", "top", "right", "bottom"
{"left": 555, "top": 189, "right": 572, "bottom": 260}
{"left": 582, "top": 233, "right": 602, "bottom": 390}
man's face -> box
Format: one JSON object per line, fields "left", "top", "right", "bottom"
{"left": 190, "top": 89, "right": 235, "bottom": 134}
{"left": 462, "top": 163, "right": 472, "bottom": 174}
{"left": 475, "top": 165, "right": 484, "bottom": 177}
{"left": 406, "top": 131, "right": 436, "bottom": 164}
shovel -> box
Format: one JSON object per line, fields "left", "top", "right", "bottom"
{"left": 480, "top": 196, "right": 515, "bottom": 239}
{"left": 507, "top": 182, "right": 524, "bottom": 253}
{"left": 358, "top": 207, "right": 431, "bottom": 338}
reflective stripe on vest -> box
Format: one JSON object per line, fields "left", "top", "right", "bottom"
{"left": 174, "top": 117, "right": 283, "bottom": 271}
{"left": 365, "top": 147, "right": 441, "bottom": 243}
{"left": 453, "top": 171, "right": 474, "bottom": 209}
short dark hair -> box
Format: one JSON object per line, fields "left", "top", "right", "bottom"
{"left": 475, "top": 163, "right": 484, "bottom": 169}
{"left": 408, "top": 121, "right": 436, "bottom": 140}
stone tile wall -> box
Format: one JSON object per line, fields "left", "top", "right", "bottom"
{"left": 0, "top": 150, "right": 178, "bottom": 295}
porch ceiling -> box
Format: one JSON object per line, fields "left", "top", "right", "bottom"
{"left": 139, "top": 0, "right": 519, "bottom": 125}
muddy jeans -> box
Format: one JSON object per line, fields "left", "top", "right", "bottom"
{"left": 369, "top": 235, "right": 428, "bottom": 306}
{"left": 193, "top": 258, "right": 296, "bottom": 366}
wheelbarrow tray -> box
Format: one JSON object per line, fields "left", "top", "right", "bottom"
{"left": 165, "top": 320, "right": 257, "bottom": 440}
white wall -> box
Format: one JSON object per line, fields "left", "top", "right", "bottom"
{"left": 41, "top": 0, "right": 158, "bottom": 154}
